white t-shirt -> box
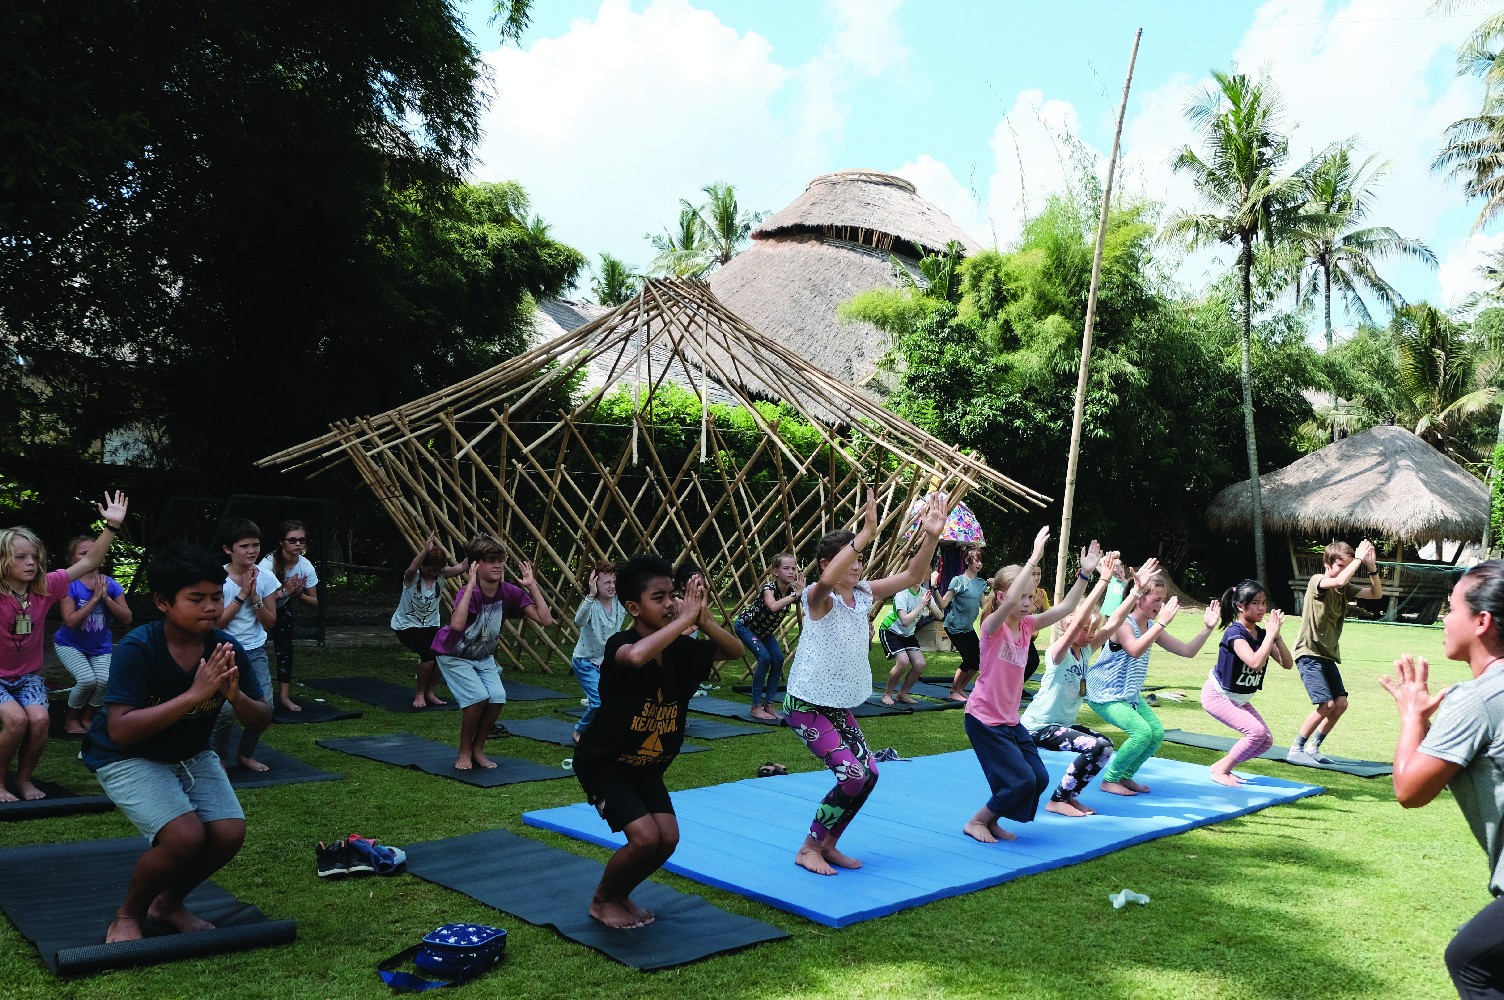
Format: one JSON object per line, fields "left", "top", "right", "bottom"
{"left": 391, "top": 577, "right": 442, "bottom": 631}
{"left": 257, "top": 554, "right": 319, "bottom": 609}
{"left": 785, "top": 583, "right": 874, "bottom": 709}
{"left": 222, "top": 566, "right": 282, "bottom": 650}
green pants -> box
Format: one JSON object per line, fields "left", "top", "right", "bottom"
{"left": 1087, "top": 697, "right": 1164, "bottom": 782}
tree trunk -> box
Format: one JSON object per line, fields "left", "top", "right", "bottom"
{"left": 1241, "top": 240, "right": 1267, "bottom": 583}
{"left": 1325, "top": 264, "right": 1337, "bottom": 443}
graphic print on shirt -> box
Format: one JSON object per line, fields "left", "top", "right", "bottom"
{"left": 452, "top": 599, "right": 504, "bottom": 659}
{"left": 620, "top": 687, "right": 679, "bottom": 765}
{"left": 407, "top": 582, "right": 438, "bottom": 622}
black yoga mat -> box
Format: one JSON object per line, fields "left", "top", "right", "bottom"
{"left": 0, "top": 837, "right": 295, "bottom": 976}
{"left": 857, "top": 695, "right": 964, "bottom": 715}
{"left": 1160, "top": 729, "right": 1393, "bottom": 778}
{"left": 403, "top": 828, "right": 787, "bottom": 970}
{"left": 0, "top": 775, "right": 114, "bottom": 821}
{"left": 272, "top": 697, "right": 363, "bottom": 724}
{"left": 317, "top": 733, "right": 568, "bottom": 787}
{"left": 223, "top": 743, "right": 343, "bottom": 789}
{"left": 669, "top": 696, "right": 783, "bottom": 726}
{"left": 504, "top": 716, "right": 708, "bottom": 753}
{"left": 307, "top": 676, "right": 569, "bottom": 712}
{"left": 563, "top": 704, "right": 771, "bottom": 738}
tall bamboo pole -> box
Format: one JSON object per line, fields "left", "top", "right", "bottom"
{"left": 1054, "top": 28, "right": 1142, "bottom": 600}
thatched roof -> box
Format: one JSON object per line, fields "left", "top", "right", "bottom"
{"left": 1204, "top": 425, "right": 1489, "bottom": 544}
{"left": 753, "top": 169, "right": 981, "bottom": 257}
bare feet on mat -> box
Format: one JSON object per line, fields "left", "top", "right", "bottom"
{"left": 590, "top": 898, "right": 647, "bottom": 929}
{"left": 427, "top": 693, "right": 446, "bottom": 705}
{"left": 238, "top": 756, "right": 269, "bottom": 773}
{"left": 795, "top": 843, "right": 837, "bottom": 876}
{"left": 18, "top": 781, "right": 45, "bottom": 800}
{"left": 412, "top": 695, "right": 428, "bottom": 709}
{"left": 750, "top": 706, "right": 776, "bottom": 721}
{"left": 106, "top": 914, "right": 145, "bottom": 943}
{"left": 822, "top": 844, "right": 862, "bottom": 870}
{"left": 471, "top": 751, "right": 497, "bottom": 769}
{"left": 1067, "top": 796, "right": 1096, "bottom": 815}
{"left": 1046, "top": 798, "right": 1092, "bottom": 817}
{"left": 896, "top": 693, "right": 916, "bottom": 705}
{"left": 622, "top": 897, "right": 656, "bottom": 925}
{"left": 65, "top": 723, "right": 89, "bottom": 735}
{"left": 279, "top": 699, "right": 302, "bottom": 713}
{"left": 880, "top": 693, "right": 895, "bottom": 706}
{"left": 1101, "top": 780, "right": 1138, "bottom": 796}
{"left": 148, "top": 901, "right": 215, "bottom": 934}
{"left": 1209, "top": 769, "right": 1244, "bottom": 786}
{"left": 963, "top": 818, "right": 1014, "bottom": 843}
{"left": 1122, "top": 778, "right": 1151, "bottom": 793}
{"left": 453, "top": 755, "right": 474, "bottom": 771}
{"left": 948, "top": 692, "right": 968, "bottom": 703}
{"left": 0, "top": 787, "right": 16, "bottom": 803}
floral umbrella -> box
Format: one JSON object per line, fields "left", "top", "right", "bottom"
{"left": 902, "top": 492, "right": 985, "bottom": 545}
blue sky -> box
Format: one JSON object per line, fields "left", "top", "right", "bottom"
{"left": 456, "top": 1, "right": 1495, "bottom": 328}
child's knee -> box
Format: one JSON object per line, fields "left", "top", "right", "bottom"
{"left": 154, "top": 813, "right": 208, "bottom": 855}
{"left": 204, "top": 818, "right": 247, "bottom": 855}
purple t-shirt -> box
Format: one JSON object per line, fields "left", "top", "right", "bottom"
{"left": 54, "top": 577, "right": 125, "bottom": 656}
{"left": 432, "top": 581, "right": 534, "bottom": 660}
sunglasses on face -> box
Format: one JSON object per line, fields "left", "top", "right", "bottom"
{"left": 285, "top": 537, "right": 308, "bottom": 545}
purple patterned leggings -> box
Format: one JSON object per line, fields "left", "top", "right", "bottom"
{"left": 786, "top": 701, "right": 879, "bottom": 843}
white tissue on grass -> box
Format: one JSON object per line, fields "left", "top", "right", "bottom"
{"left": 1109, "top": 889, "right": 1150, "bottom": 909}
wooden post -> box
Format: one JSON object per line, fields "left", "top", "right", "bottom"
{"left": 1054, "top": 27, "right": 1142, "bottom": 601}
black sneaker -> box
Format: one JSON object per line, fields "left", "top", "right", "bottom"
{"left": 491, "top": 722, "right": 511, "bottom": 737}
{"left": 344, "top": 839, "right": 375, "bottom": 875}
{"left": 316, "top": 840, "right": 350, "bottom": 879}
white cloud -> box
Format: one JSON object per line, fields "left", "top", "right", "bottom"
{"left": 893, "top": 154, "right": 992, "bottom": 247}
{"left": 470, "top": 0, "right": 908, "bottom": 277}
{"left": 1437, "top": 231, "right": 1504, "bottom": 309}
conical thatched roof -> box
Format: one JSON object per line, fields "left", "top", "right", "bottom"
{"left": 1204, "top": 425, "right": 1489, "bottom": 544}
{"left": 710, "top": 169, "right": 982, "bottom": 390}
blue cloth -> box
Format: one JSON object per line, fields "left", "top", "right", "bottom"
{"left": 571, "top": 656, "right": 600, "bottom": 734}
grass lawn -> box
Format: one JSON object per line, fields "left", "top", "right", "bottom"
{"left": 0, "top": 617, "right": 1484, "bottom": 999}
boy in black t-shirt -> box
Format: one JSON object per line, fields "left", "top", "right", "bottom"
{"left": 82, "top": 545, "right": 271, "bottom": 944}
{"left": 572, "top": 554, "right": 742, "bottom": 929}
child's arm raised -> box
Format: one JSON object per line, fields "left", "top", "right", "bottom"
{"left": 66, "top": 492, "right": 129, "bottom": 582}
{"left": 692, "top": 576, "right": 745, "bottom": 662}
{"left": 516, "top": 561, "right": 555, "bottom": 627}
{"left": 402, "top": 534, "right": 434, "bottom": 587}
{"left": 1032, "top": 540, "right": 1104, "bottom": 631}
{"left": 870, "top": 491, "right": 947, "bottom": 603}
{"left": 574, "top": 569, "right": 599, "bottom": 626}
{"left": 982, "top": 526, "right": 1051, "bottom": 635}
{"left": 1229, "top": 609, "right": 1285, "bottom": 671}
{"left": 764, "top": 573, "right": 805, "bottom": 613}
{"left": 1155, "top": 602, "right": 1220, "bottom": 657}
{"left": 449, "top": 564, "right": 479, "bottom": 630}
{"left": 1116, "top": 595, "right": 1178, "bottom": 656}
{"left": 808, "top": 488, "right": 878, "bottom": 618}
{"left": 616, "top": 578, "right": 706, "bottom": 668}
{"left": 1047, "top": 552, "right": 1116, "bottom": 662}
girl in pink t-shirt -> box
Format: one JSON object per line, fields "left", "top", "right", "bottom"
{"left": 962, "top": 526, "right": 1101, "bottom": 844}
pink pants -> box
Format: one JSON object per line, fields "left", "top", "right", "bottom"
{"left": 1199, "top": 679, "right": 1273, "bottom": 766}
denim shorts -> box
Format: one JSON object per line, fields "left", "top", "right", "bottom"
{"left": 0, "top": 673, "right": 48, "bottom": 708}
{"left": 94, "top": 750, "right": 244, "bottom": 843}
{"left": 435, "top": 654, "right": 506, "bottom": 708}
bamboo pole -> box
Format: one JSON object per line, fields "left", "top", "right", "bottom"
{"left": 1054, "top": 27, "right": 1142, "bottom": 602}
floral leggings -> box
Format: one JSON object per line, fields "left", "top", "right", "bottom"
{"left": 1028, "top": 723, "right": 1115, "bottom": 802}
{"left": 785, "top": 696, "right": 879, "bottom": 843}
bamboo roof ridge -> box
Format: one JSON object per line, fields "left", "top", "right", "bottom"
{"left": 1204, "top": 424, "right": 1489, "bottom": 544}
{"left": 752, "top": 169, "right": 982, "bottom": 257}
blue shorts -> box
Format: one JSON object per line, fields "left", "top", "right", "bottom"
{"left": 435, "top": 655, "right": 506, "bottom": 708}
{"left": 1295, "top": 655, "right": 1347, "bottom": 704}
{"left": 0, "top": 673, "right": 48, "bottom": 708}
{"left": 94, "top": 750, "right": 244, "bottom": 843}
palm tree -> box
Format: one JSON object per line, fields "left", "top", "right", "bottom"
{"left": 646, "top": 201, "right": 709, "bottom": 278}
{"left": 590, "top": 253, "right": 639, "bottom": 306}
{"left": 1392, "top": 303, "right": 1500, "bottom": 461}
{"left": 1165, "top": 69, "right": 1309, "bottom": 582}
{"left": 1435, "top": 2, "right": 1504, "bottom": 230}
{"left": 1291, "top": 144, "right": 1436, "bottom": 440}
{"left": 697, "top": 182, "right": 765, "bottom": 270}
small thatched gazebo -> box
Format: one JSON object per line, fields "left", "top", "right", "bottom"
{"left": 260, "top": 278, "right": 1046, "bottom": 671}
{"left": 708, "top": 169, "right": 981, "bottom": 390}
{"left": 1205, "top": 424, "right": 1488, "bottom": 619}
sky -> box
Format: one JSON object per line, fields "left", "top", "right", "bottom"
{"left": 455, "top": 0, "right": 1497, "bottom": 331}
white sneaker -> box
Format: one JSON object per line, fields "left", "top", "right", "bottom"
{"left": 1286, "top": 747, "right": 1314, "bottom": 764}
{"left": 1306, "top": 749, "right": 1334, "bottom": 765}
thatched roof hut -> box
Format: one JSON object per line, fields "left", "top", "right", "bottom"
{"left": 1204, "top": 425, "right": 1489, "bottom": 545}
{"left": 709, "top": 169, "right": 982, "bottom": 390}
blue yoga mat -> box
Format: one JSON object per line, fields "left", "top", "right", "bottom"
{"left": 525, "top": 749, "right": 1322, "bottom": 927}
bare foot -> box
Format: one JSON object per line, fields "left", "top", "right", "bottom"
{"left": 1209, "top": 770, "right": 1244, "bottom": 787}
{"left": 896, "top": 693, "right": 916, "bottom": 705}
{"left": 0, "top": 787, "right": 16, "bottom": 804}
{"left": 18, "top": 781, "right": 46, "bottom": 801}
{"left": 454, "top": 756, "right": 474, "bottom": 771}
{"left": 412, "top": 696, "right": 428, "bottom": 709}
{"left": 279, "top": 699, "right": 302, "bottom": 713}
{"left": 880, "top": 693, "right": 895, "bottom": 706}
{"left": 622, "top": 897, "right": 656, "bottom": 925}
{"left": 1046, "top": 799, "right": 1091, "bottom": 817}
{"left": 426, "top": 693, "right": 447, "bottom": 705}
{"left": 65, "top": 723, "right": 89, "bottom": 735}
{"left": 1067, "top": 796, "right": 1096, "bottom": 815}
{"left": 106, "top": 914, "right": 145, "bottom": 943}
{"left": 1122, "top": 778, "right": 1152, "bottom": 793}
{"left": 237, "top": 756, "right": 269, "bottom": 773}
{"left": 963, "top": 818, "right": 1014, "bottom": 843}
{"left": 822, "top": 844, "right": 863, "bottom": 869}
{"left": 795, "top": 844, "right": 837, "bottom": 875}
{"left": 1101, "top": 780, "right": 1138, "bottom": 796}
{"left": 589, "top": 899, "right": 646, "bottom": 929}
{"left": 749, "top": 707, "right": 773, "bottom": 721}
{"left": 573, "top": 731, "right": 581, "bottom": 744}
{"left": 948, "top": 692, "right": 968, "bottom": 703}
{"left": 471, "top": 751, "right": 497, "bottom": 769}
{"left": 147, "top": 902, "right": 215, "bottom": 933}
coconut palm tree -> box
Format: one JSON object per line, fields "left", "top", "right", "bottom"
{"left": 1435, "top": 1, "right": 1504, "bottom": 230}
{"left": 697, "top": 182, "right": 765, "bottom": 270}
{"left": 646, "top": 202, "right": 709, "bottom": 278}
{"left": 1392, "top": 302, "right": 1501, "bottom": 461}
{"left": 590, "top": 253, "right": 639, "bottom": 306}
{"left": 1165, "top": 69, "right": 1309, "bottom": 582}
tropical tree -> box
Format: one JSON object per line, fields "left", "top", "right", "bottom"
{"left": 1392, "top": 303, "right": 1501, "bottom": 461}
{"left": 647, "top": 202, "right": 710, "bottom": 277}
{"left": 1435, "top": 1, "right": 1504, "bottom": 229}
{"left": 698, "top": 182, "right": 766, "bottom": 270}
{"left": 1165, "top": 69, "right": 1309, "bottom": 582}
{"left": 591, "top": 253, "right": 640, "bottom": 306}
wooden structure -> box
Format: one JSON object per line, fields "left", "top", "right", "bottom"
{"left": 259, "top": 279, "right": 1046, "bottom": 671}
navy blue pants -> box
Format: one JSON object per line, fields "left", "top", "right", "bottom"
{"left": 964, "top": 714, "right": 1049, "bottom": 823}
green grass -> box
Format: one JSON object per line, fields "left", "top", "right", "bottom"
{"left": 0, "top": 619, "right": 1482, "bottom": 999}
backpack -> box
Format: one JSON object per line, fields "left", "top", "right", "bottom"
{"left": 378, "top": 923, "right": 507, "bottom": 991}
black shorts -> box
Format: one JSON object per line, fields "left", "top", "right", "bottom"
{"left": 1296, "top": 655, "right": 1347, "bottom": 704}
{"left": 395, "top": 627, "right": 439, "bottom": 659}
{"left": 879, "top": 627, "right": 921, "bottom": 659}
{"left": 572, "top": 760, "right": 673, "bottom": 832}
{"left": 947, "top": 628, "right": 981, "bottom": 673}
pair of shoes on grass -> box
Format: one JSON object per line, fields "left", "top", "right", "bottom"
{"left": 756, "top": 762, "right": 788, "bottom": 778}
{"left": 316, "top": 833, "right": 407, "bottom": 878}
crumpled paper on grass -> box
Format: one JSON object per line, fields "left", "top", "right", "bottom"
{"left": 1109, "top": 888, "right": 1150, "bottom": 909}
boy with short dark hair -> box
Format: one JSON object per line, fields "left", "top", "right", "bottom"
{"left": 82, "top": 544, "right": 271, "bottom": 943}
{"left": 209, "top": 517, "right": 278, "bottom": 772}
{"left": 572, "top": 555, "right": 743, "bottom": 929}
{"left": 1289, "top": 539, "right": 1383, "bottom": 763}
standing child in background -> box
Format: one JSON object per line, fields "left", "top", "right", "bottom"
{"left": 733, "top": 553, "right": 803, "bottom": 721}
{"left": 1024, "top": 562, "right": 1053, "bottom": 684}
{"left": 1022, "top": 556, "right": 1158, "bottom": 817}
{"left": 55, "top": 534, "right": 134, "bottom": 735}
{"left": 786, "top": 490, "right": 947, "bottom": 876}
{"left": 878, "top": 580, "right": 942, "bottom": 706}
{"left": 941, "top": 545, "right": 988, "bottom": 702}
{"left": 1086, "top": 576, "right": 1220, "bottom": 795}
{"left": 433, "top": 534, "right": 552, "bottom": 770}
{"left": 571, "top": 560, "right": 622, "bottom": 744}
{"left": 210, "top": 518, "right": 279, "bottom": 772}
{"left": 391, "top": 533, "right": 468, "bottom": 709}
{"left": 1289, "top": 539, "right": 1383, "bottom": 764}
{"left": 1202, "top": 579, "right": 1293, "bottom": 785}
{"left": 82, "top": 544, "right": 271, "bottom": 944}
{"left": 572, "top": 559, "right": 742, "bottom": 929}
{"left": 0, "top": 492, "right": 129, "bottom": 802}
{"left": 259, "top": 520, "right": 319, "bottom": 713}
{"left": 1100, "top": 559, "right": 1131, "bottom": 616}
{"left": 960, "top": 528, "right": 1102, "bottom": 843}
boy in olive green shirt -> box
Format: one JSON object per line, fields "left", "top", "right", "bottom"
{"left": 1288, "top": 540, "right": 1382, "bottom": 763}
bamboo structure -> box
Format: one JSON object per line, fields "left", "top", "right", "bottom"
{"left": 259, "top": 279, "right": 1049, "bottom": 672}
